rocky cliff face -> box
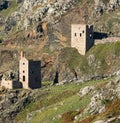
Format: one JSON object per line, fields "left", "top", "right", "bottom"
{"left": 0, "top": 0, "right": 120, "bottom": 82}
{"left": 0, "top": 69, "right": 120, "bottom": 123}
{"left": 1, "top": 0, "right": 120, "bottom": 36}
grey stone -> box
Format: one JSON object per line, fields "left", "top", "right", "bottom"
{"left": 93, "top": 120, "right": 105, "bottom": 123}
{"left": 87, "top": 54, "right": 95, "bottom": 66}
{"left": 107, "top": 117, "right": 116, "bottom": 122}
{"left": 78, "top": 86, "right": 95, "bottom": 97}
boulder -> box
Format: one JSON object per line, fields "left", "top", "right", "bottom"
{"left": 93, "top": 120, "right": 105, "bottom": 123}
{"left": 78, "top": 86, "right": 95, "bottom": 97}
{"left": 87, "top": 54, "right": 95, "bottom": 66}
{"left": 116, "top": 83, "right": 120, "bottom": 98}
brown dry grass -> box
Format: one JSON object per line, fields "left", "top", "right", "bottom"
{"left": 32, "top": 4, "right": 41, "bottom": 11}
{"left": 77, "top": 115, "right": 95, "bottom": 123}
{"left": 62, "top": 111, "right": 80, "bottom": 123}
{"left": 78, "top": 99, "right": 120, "bottom": 123}
{"left": 54, "top": 31, "right": 67, "bottom": 47}
{"left": 103, "top": 99, "right": 120, "bottom": 117}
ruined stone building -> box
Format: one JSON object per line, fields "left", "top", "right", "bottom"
{"left": 19, "top": 52, "right": 41, "bottom": 89}
{"left": 71, "top": 24, "right": 94, "bottom": 55}
{"left": 1, "top": 71, "right": 21, "bottom": 89}
{"left": 1, "top": 78, "right": 21, "bottom": 89}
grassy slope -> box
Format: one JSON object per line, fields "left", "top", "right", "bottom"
{"left": 59, "top": 41, "right": 120, "bottom": 76}
{"left": 15, "top": 79, "right": 110, "bottom": 123}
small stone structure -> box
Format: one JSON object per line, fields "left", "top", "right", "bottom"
{"left": 19, "top": 51, "right": 41, "bottom": 89}
{"left": 1, "top": 71, "right": 21, "bottom": 89}
{"left": 1, "top": 78, "right": 22, "bottom": 89}
{"left": 71, "top": 24, "right": 94, "bottom": 55}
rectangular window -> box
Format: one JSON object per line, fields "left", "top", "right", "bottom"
{"left": 23, "top": 76, "right": 25, "bottom": 81}
{"left": 80, "top": 33, "right": 82, "bottom": 37}
{"left": 74, "top": 33, "right": 77, "bottom": 36}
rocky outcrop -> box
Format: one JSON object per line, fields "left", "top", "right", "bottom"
{"left": 0, "top": 89, "right": 33, "bottom": 123}
{"left": 74, "top": 70, "right": 120, "bottom": 122}
{"left": 77, "top": 86, "right": 95, "bottom": 97}
{"left": 94, "top": 0, "right": 120, "bottom": 15}
{"left": 93, "top": 116, "right": 120, "bottom": 123}
{"left": 0, "top": 0, "right": 8, "bottom": 10}
{"left": 3, "top": 0, "right": 77, "bottom": 33}
{"left": 85, "top": 74, "right": 120, "bottom": 115}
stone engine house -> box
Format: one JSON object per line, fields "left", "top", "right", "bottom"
{"left": 71, "top": 24, "right": 94, "bottom": 55}
{"left": 19, "top": 52, "right": 41, "bottom": 89}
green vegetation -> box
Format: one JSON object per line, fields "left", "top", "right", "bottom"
{"left": 15, "top": 79, "right": 110, "bottom": 123}
{"left": 1, "top": 1, "right": 18, "bottom": 17}
{"left": 59, "top": 41, "right": 120, "bottom": 75}
{"left": 59, "top": 47, "right": 83, "bottom": 68}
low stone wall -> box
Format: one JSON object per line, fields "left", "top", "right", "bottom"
{"left": 95, "top": 37, "right": 120, "bottom": 45}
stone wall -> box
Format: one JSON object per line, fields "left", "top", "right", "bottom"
{"left": 19, "top": 54, "right": 41, "bottom": 89}
{"left": 95, "top": 36, "right": 120, "bottom": 45}
{"left": 71, "top": 24, "right": 94, "bottom": 55}
{"left": 29, "top": 61, "right": 41, "bottom": 89}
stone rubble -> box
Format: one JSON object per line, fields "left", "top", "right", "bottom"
{"left": 74, "top": 69, "right": 120, "bottom": 122}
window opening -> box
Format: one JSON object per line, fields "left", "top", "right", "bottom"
{"left": 23, "top": 76, "right": 25, "bottom": 81}
{"left": 90, "top": 34, "right": 92, "bottom": 38}
{"left": 75, "top": 33, "right": 77, "bottom": 36}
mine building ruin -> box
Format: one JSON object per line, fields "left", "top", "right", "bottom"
{"left": 19, "top": 51, "right": 41, "bottom": 89}
{"left": 71, "top": 24, "right": 94, "bottom": 55}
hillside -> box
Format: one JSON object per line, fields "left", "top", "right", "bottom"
{"left": 0, "top": 0, "right": 120, "bottom": 81}
{"left": 0, "top": 0, "right": 120, "bottom": 123}
{"left": 0, "top": 69, "right": 120, "bottom": 123}
{"left": 0, "top": 41, "right": 120, "bottom": 123}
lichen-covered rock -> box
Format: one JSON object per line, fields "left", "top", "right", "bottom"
{"left": 94, "top": 0, "right": 120, "bottom": 15}
{"left": 93, "top": 120, "right": 105, "bottom": 123}
{"left": 83, "top": 73, "right": 120, "bottom": 115}
{"left": 77, "top": 86, "right": 95, "bottom": 97}
{"left": 87, "top": 54, "right": 95, "bottom": 66}
{"left": 0, "top": 90, "right": 32, "bottom": 122}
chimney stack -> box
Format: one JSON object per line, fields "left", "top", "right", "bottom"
{"left": 20, "top": 51, "right": 25, "bottom": 59}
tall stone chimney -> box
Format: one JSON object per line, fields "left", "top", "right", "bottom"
{"left": 20, "top": 51, "right": 25, "bottom": 59}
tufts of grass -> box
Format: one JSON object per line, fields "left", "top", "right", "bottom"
{"left": 1, "top": 1, "right": 18, "bottom": 17}
{"left": 78, "top": 99, "right": 120, "bottom": 123}
{"left": 103, "top": 99, "right": 120, "bottom": 117}
{"left": 59, "top": 41, "right": 120, "bottom": 75}
{"left": 62, "top": 111, "right": 80, "bottom": 123}
{"left": 78, "top": 115, "right": 95, "bottom": 123}
{"left": 14, "top": 78, "right": 110, "bottom": 123}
